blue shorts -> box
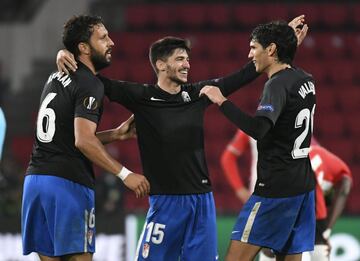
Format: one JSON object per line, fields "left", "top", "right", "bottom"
{"left": 231, "top": 190, "right": 315, "bottom": 254}
{"left": 22, "top": 175, "right": 96, "bottom": 257}
{"left": 135, "top": 192, "right": 218, "bottom": 261}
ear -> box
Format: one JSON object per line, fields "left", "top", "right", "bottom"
{"left": 78, "top": 42, "right": 90, "bottom": 55}
{"left": 156, "top": 59, "right": 166, "bottom": 72}
{"left": 267, "top": 43, "right": 277, "bottom": 57}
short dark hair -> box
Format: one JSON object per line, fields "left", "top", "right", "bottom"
{"left": 62, "top": 15, "right": 104, "bottom": 58}
{"left": 149, "top": 36, "right": 191, "bottom": 74}
{"left": 250, "top": 21, "right": 297, "bottom": 64}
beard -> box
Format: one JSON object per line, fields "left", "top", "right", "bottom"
{"left": 90, "top": 45, "right": 111, "bottom": 71}
{"left": 166, "top": 65, "right": 187, "bottom": 84}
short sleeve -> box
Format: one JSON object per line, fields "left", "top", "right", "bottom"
{"left": 255, "top": 81, "right": 287, "bottom": 126}
{"left": 74, "top": 76, "right": 104, "bottom": 124}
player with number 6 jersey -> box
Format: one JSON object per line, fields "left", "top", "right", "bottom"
{"left": 21, "top": 15, "right": 149, "bottom": 261}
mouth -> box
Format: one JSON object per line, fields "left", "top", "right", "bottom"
{"left": 105, "top": 48, "right": 112, "bottom": 57}
{"left": 179, "top": 69, "right": 189, "bottom": 77}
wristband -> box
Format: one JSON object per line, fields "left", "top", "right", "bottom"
{"left": 116, "top": 166, "right": 132, "bottom": 181}
{"left": 322, "top": 228, "right": 332, "bottom": 240}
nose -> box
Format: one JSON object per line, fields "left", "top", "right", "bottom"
{"left": 248, "top": 49, "right": 253, "bottom": 59}
{"left": 183, "top": 60, "right": 190, "bottom": 69}
{"left": 108, "top": 37, "right": 115, "bottom": 47}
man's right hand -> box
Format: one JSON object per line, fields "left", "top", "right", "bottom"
{"left": 123, "top": 173, "right": 150, "bottom": 198}
{"left": 56, "top": 49, "right": 77, "bottom": 74}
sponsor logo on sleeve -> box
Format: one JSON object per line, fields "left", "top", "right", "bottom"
{"left": 257, "top": 104, "right": 274, "bottom": 112}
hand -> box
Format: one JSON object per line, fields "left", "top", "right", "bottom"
{"left": 123, "top": 173, "right": 150, "bottom": 198}
{"left": 116, "top": 115, "right": 137, "bottom": 141}
{"left": 199, "top": 85, "right": 227, "bottom": 106}
{"left": 56, "top": 49, "right": 77, "bottom": 74}
{"left": 288, "top": 15, "right": 309, "bottom": 46}
{"left": 236, "top": 188, "right": 251, "bottom": 204}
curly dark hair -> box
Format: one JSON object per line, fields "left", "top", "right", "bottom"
{"left": 149, "top": 36, "right": 191, "bottom": 74}
{"left": 62, "top": 15, "right": 104, "bottom": 58}
{"left": 250, "top": 21, "right": 297, "bottom": 64}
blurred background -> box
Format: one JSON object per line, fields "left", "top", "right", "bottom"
{"left": 0, "top": 0, "right": 359, "bottom": 260}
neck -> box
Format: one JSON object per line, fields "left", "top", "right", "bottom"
{"left": 78, "top": 56, "right": 96, "bottom": 75}
{"left": 267, "top": 62, "right": 290, "bottom": 78}
{"left": 156, "top": 75, "right": 181, "bottom": 94}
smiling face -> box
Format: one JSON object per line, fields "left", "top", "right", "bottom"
{"left": 88, "top": 23, "right": 114, "bottom": 71}
{"left": 248, "top": 40, "right": 271, "bottom": 74}
{"left": 161, "top": 48, "right": 190, "bottom": 84}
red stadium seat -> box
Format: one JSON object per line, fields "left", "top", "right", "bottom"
{"left": 289, "top": 4, "right": 321, "bottom": 27}
{"left": 336, "top": 86, "right": 360, "bottom": 113}
{"left": 327, "top": 61, "right": 355, "bottom": 85}
{"left": 127, "top": 61, "right": 155, "bottom": 83}
{"left": 295, "top": 35, "right": 319, "bottom": 62}
{"left": 101, "top": 60, "right": 128, "bottom": 80}
{"left": 233, "top": 4, "right": 265, "bottom": 28}
{"left": 263, "top": 4, "right": 290, "bottom": 21}
{"left": 11, "top": 136, "right": 34, "bottom": 168}
{"left": 206, "top": 4, "right": 231, "bottom": 29}
{"left": 125, "top": 5, "right": 151, "bottom": 30}
{"left": 174, "top": 4, "right": 207, "bottom": 29}
{"left": 189, "top": 61, "right": 211, "bottom": 82}
{"left": 316, "top": 33, "right": 346, "bottom": 59}
{"left": 316, "top": 112, "right": 345, "bottom": 138}
{"left": 114, "top": 33, "right": 150, "bottom": 59}
{"left": 326, "top": 138, "right": 355, "bottom": 165}
{"left": 344, "top": 114, "right": 360, "bottom": 138}
{"left": 298, "top": 61, "right": 329, "bottom": 86}
{"left": 346, "top": 34, "right": 360, "bottom": 60}
{"left": 318, "top": 4, "right": 349, "bottom": 28}
{"left": 316, "top": 89, "right": 338, "bottom": 114}
{"left": 146, "top": 5, "right": 176, "bottom": 30}
{"left": 205, "top": 33, "right": 234, "bottom": 60}
{"left": 211, "top": 60, "right": 241, "bottom": 78}
{"left": 231, "top": 33, "right": 251, "bottom": 60}
{"left": 349, "top": 4, "right": 360, "bottom": 29}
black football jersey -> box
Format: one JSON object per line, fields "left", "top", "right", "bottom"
{"left": 100, "top": 62, "right": 258, "bottom": 194}
{"left": 26, "top": 62, "right": 104, "bottom": 188}
{"left": 254, "top": 67, "right": 316, "bottom": 197}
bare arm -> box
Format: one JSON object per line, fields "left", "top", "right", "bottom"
{"left": 74, "top": 117, "right": 149, "bottom": 197}
{"left": 96, "top": 115, "right": 136, "bottom": 144}
{"left": 326, "top": 176, "right": 352, "bottom": 229}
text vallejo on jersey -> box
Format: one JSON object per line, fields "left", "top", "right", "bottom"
{"left": 298, "top": 81, "right": 315, "bottom": 99}
{"left": 47, "top": 72, "right": 72, "bottom": 88}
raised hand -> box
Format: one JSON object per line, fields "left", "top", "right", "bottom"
{"left": 116, "top": 115, "right": 137, "bottom": 141}
{"left": 288, "top": 15, "right": 309, "bottom": 46}
{"left": 56, "top": 49, "right": 77, "bottom": 74}
{"left": 199, "top": 85, "right": 227, "bottom": 106}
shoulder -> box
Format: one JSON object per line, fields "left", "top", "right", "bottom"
{"left": 73, "top": 67, "right": 103, "bottom": 92}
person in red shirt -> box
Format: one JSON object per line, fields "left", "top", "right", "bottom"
{"left": 221, "top": 131, "right": 352, "bottom": 261}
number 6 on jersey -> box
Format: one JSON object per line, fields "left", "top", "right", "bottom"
{"left": 36, "top": 92, "right": 57, "bottom": 143}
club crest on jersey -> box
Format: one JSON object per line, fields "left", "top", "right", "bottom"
{"left": 83, "top": 97, "right": 98, "bottom": 110}
{"left": 181, "top": 91, "right": 191, "bottom": 102}
{"left": 257, "top": 104, "right": 274, "bottom": 112}
{"left": 142, "top": 243, "right": 150, "bottom": 258}
{"left": 87, "top": 229, "right": 94, "bottom": 245}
